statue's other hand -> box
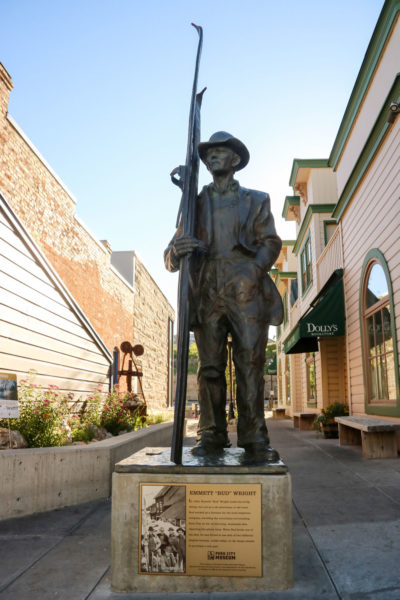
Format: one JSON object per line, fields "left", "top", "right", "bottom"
{"left": 173, "top": 236, "right": 206, "bottom": 258}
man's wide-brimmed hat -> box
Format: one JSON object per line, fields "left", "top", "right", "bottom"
{"left": 198, "top": 131, "right": 250, "bottom": 171}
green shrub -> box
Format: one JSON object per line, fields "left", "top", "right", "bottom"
{"left": 313, "top": 402, "right": 349, "bottom": 430}
{"left": 100, "top": 386, "right": 146, "bottom": 436}
{"left": 69, "top": 418, "right": 97, "bottom": 443}
{"left": 77, "top": 391, "right": 103, "bottom": 427}
{"left": 146, "top": 409, "right": 173, "bottom": 425}
{"left": 0, "top": 378, "right": 148, "bottom": 447}
{"left": 0, "top": 379, "right": 70, "bottom": 447}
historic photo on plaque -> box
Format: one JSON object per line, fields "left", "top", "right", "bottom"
{"left": 140, "top": 483, "right": 261, "bottom": 577}
{"left": 140, "top": 484, "right": 187, "bottom": 574}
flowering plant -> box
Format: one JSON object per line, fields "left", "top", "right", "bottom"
{"left": 0, "top": 378, "right": 70, "bottom": 447}
{"left": 0, "top": 377, "right": 147, "bottom": 447}
{"left": 67, "top": 388, "right": 105, "bottom": 442}
{"left": 313, "top": 402, "right": 349, "bottom": 429}
{"left": 100, "top": 386, "right": 146, "bottom": 435}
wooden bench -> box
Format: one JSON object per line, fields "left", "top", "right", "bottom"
{"left": 272, "top": 407, "right": 286, "bottom": 420}
{"left": 335, "top": 416, "right": 400, "bottom": 459}
{"left": 293, "top": 412, "right": 317, "bottom": 431}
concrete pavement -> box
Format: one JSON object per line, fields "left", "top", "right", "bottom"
{"left": 1, "top": 416, "right": 400, "bottom": 599}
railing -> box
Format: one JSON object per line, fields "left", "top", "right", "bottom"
{"left": 284, "top": 227, "right": 343, "bottom": 342}
{"left": 316, "top": 226, "right": 343, "bottom": 289}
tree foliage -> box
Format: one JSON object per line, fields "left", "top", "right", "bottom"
{"left": 264, "top": 342, "right": 277, "bottom": 374}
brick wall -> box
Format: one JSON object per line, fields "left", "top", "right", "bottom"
{"left": 0, "top": 66, "right": 133, "bottom": 353}
{"left": 0, "top": 63, "right": 175, "bottom": 408}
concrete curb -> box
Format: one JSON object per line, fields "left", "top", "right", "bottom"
{"left": 0, "top": 421, "right": 173, "bottom": 520}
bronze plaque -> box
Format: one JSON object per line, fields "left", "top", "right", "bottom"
{"left": 139, "top": 483, "right": 262, "bottom": 577}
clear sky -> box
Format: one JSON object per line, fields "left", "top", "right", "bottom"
{"left": 1, "top": 0, "right": 384, "bottom": 315}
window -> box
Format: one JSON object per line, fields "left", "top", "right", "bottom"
{"left": 362, "top": 260, "right": 397, "bottom": 406}
{"left": 290, "top": 278, "right": 298, "bottom": 307}
{"left": 306, "top": 352, "right": 317, "bottom": 406}
{"left": 324, "top": 221, "right": 337, "bottom": 246}
{"left": 300, "top": 237, "right": 312, "bottom": 294}
{"left": 285, "top": 356, "right": 291, "bottom": 405}
{"left": 277, "top": 359, "right": 282, "bottom": 403}
{"left": 283, "top": 291, "right": 288, "bottom": 326}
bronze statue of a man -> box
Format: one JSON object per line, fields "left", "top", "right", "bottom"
{"left": 165, "top": 131, "right": 283, "bottom": 460}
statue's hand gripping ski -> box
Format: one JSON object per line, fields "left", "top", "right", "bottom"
{"left": 165, "top": 131, "right": 283, "bottom": 460}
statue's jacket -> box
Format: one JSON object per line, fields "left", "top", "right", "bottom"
{"left": 165, "top": 182, "right": 284, "bottom": 328}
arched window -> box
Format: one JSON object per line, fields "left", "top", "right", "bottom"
{"left": 361, "top": 251, "right": 399, "bottom": 414}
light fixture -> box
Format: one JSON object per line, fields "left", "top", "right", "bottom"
{"left": 387, "top": 101, "right": 400, "bottom": 124}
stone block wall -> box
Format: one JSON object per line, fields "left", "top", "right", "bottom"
{"left": 133, "top": 255, "right": 174, "bottom": 409}
{"left": 186, "top": 373, "right": 198, "bottom": 402}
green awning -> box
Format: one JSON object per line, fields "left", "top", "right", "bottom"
{"left": 283, "top": 270, "right": 345, "bottom": 354}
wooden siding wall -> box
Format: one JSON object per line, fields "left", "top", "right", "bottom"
{"left": 309, "top": 169, "right": 338, "bottom": 206}
{"left": 286, "top": 353, "right": 306, "bottom": 414}
{"left": 335, "top": 19, "right": 400, "bottom": 196}
{"left": 283, "top": 338, "right": 347, "bottom": 416}
{"left": 315, "top": 352, "right": 322, "bottom": 408}
{"left": 291, "top": 354, "right": 304, "bottom": 412}
{"left": 341, "top": 117, "right": 400, "bottom": 415}
{"left": 319, "top": 337, "right": 347, "bottom": 407}
{"left": 0, "top": 207, "right": 111, "bottom": 397}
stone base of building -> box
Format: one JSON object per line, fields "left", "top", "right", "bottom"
{"left": 111, "top": 447, "right": 293, "bottom": 593}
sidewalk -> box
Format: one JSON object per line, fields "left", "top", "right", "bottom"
{"left": 1, "top": 416, "right": 400, "bottom": 599}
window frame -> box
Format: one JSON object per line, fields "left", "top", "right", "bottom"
{"left": 323, "top": 220, "right": 337, "bottom": 246}
{"left": 305, "top": 352, "right": 317, "bottom": 407}
{"left": 285, "top": 356, "right": 291, "bottom": 406}
{"left": 360, "top": 249, "right": 400, "bottom": 416}
{"left": 300, "top": 234, "right": 313, "bottom": 296}
{"left": 277, "top": 358, "right": 282, "bottom": 404}
{"left": 283, "top": 290, "right": 288, "bottom": 326}
{"left": 290, "top": 277, "right": 298, "bottom": 307}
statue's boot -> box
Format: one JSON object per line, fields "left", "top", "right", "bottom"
{"left": 243, "top": 442, "right": 280, "bottom": 462}
{"left": 191, "top": 431, "right": 227, "bottom": 456}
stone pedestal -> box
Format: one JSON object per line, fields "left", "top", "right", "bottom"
{"left": 111, "top": 447, "right": 293, "bottom": 594}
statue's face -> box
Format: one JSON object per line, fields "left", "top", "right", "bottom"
{"left": 205, "top": 146, "right": 240, "bottom": 174}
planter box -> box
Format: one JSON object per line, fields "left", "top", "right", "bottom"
{"left": 0, "top": 421, "right": 173, "bottom": 520}
{"left": 321, "top": 422, "right": 339, "bottom": 439}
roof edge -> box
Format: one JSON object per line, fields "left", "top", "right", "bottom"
{"left": 289, "top": 159, "right": 330, "bottom": 187}
{"left": 329, "top": 0, "right": 400, "bottom": 170}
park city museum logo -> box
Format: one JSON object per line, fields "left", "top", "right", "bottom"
{"left": 208, "top": 551, "right": 236, "bottom": 560}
